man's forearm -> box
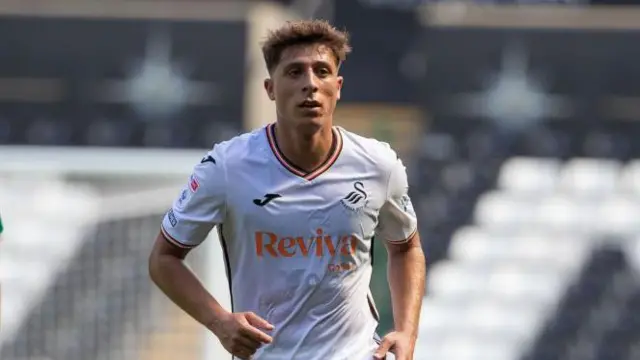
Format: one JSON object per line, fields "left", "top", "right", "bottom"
{"left": 149, "top": 254, "right": 229, "bottom": 332}
{"left": 387, "top": 238, "right": 426, "bottom": 339}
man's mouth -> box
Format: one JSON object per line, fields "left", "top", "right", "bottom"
{"left": 299, "top": 100, "right": 321, "bottom": 108}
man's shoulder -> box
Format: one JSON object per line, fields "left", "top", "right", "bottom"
{"left": 208, "top": 126, "right": 265, "bottom": 163}
{"left": 337, "top": 126, "right": 399, "bottom": 167}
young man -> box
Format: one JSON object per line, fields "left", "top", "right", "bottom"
{"left": 149, "top": 20, "right": 426, "bottom": 360}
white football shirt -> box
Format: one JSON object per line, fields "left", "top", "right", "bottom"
{"left": 161, "top": 123, "right": 417, "bottom": 360}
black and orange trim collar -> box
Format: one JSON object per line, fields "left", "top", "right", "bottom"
{"left": 266, "top": 123, "right": 343, "bottom": 181}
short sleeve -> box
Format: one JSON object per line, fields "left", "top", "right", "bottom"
{"left": 161, "top": 146, "right": 226, "bottom": 248}
{"left": 376, "top": 157, "right": 418, "bottom": 244}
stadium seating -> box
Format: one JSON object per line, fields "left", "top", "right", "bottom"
{"left": 411, "top": 124, "right": 505, "bottom": 264}
{"left": 523, "top": 244, "right": 635, "bottom": 360}
{"left": 415, "top": 151, "right": 640, "bottom": 360}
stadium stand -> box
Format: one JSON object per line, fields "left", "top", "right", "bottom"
{"left": 413, "top": 117, "right": 640, "bottom": 359}
{"left": 523, "top": 244, "right": 635, "bottom": 360}
{"left": 411, "top": 121, "right": 505, "bottom": 265}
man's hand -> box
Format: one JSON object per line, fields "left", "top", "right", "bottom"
{"left": 212, "top": 311, "right": 275, "bottom": 359}
{"left": 374, "top": 331, "right": 415, "bottom": 360}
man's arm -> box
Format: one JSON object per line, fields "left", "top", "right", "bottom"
{"left": 149, "top": 233, "right": 274, "bottom": 360}
{"left": 374, "top": 153, "right": 426, "bottom": 359}
{"left": 149, "top": 147, "right": 273, "bottom": 359}
{"left": 149, "top": 146, "right": 231, "bottom": 331}
{"left": 385, "top": 232, "right": 426, "bottom": 341}
{"left": 149, "top": 233, "right": 229, "bottom": 332}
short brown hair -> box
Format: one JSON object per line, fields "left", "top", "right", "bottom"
{"left": 261, "top": 19, "right": 352, "bottom": 73}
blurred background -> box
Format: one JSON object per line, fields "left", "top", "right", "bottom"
{"left": 1, "top": 0, "right": 640, "bottom": 359}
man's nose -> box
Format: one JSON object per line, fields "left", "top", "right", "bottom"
{"left": 301, "top": 71, "right": 319, "bottom": 93}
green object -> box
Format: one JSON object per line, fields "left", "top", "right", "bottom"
{"left": 0, "top": 212, "right": 3, "bottom": 234}
{"left": 371, "top": 118, "right": 394, "bottom": 145}
{"left": 371, "top": 240, "right": 394, "bottom": 334}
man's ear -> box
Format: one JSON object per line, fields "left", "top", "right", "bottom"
{"left": 336, "top": 76, "right": 343, "bottom": 101}
{"left": 264, "top": 78, "right": 275, "bottom": 101}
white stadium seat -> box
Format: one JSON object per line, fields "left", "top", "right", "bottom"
{"left": 450, "top": 229, "right": 588, "bottom": 271}
{"left": 618, "top": 160, "right": 640, "bottom": 197}
{"left": 427, "top": 261, "right": 489, "bottom": 298}
{"left": 511, "top": 234, "right": 589, "bottom": 270}
{"left": 487, "top": 263, "right": 571, "bottom": 308}
{"left": 559, "top": 158, "right": 621, "bottom": 199}
{"left": 497, "top": 157, "right": 561, "bottom": 195}
{"left": 487, "top": 271, "right": 562, "bottom": 307}
{"left": 435, "top": 333, "right": 519, "bottom": 360}
{"left": 594, "top": 196, "right": 640, "bottom": 236}
{"left": 448, "top": 228, "right": 512, "bottom": 262}
{"left": 474, "top": 192, "right": 536, "bottom": 230}
{"left": 419, "top": 297, "right": 470, "bottom": 340}
{"left": 464, "top": 299, "right": 540, "bottom": 340}
{"left": 533, "top": 195, "right": 597, "bottom": 232}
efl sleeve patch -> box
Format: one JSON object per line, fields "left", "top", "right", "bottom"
{"left": 161, "top": 147, "right": 227, "bottom": 248}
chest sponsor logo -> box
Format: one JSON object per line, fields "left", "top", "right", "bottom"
{"left": 254, "top": 228, "right": 358, "bottom": 272}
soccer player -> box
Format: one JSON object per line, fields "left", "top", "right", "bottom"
{"left": 149, "top": 19, "right": 426, "bottom": 360}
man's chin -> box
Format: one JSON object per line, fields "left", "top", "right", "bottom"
{"left": 293, "top": 116, "right": 328, "bottom": 134}
{"left": 297, "top": 107, "right": 324, "bottom": 118}
{"left": 294, "top": 111, "right": 325, "bottom": 123}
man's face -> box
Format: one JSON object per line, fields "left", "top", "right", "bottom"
{"left": 264, "top": 44, "right": 343, "bottom": 130}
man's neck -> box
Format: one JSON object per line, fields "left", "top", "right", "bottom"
{"left": 274, "top": 122, "right": 334, "bottom": 173}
